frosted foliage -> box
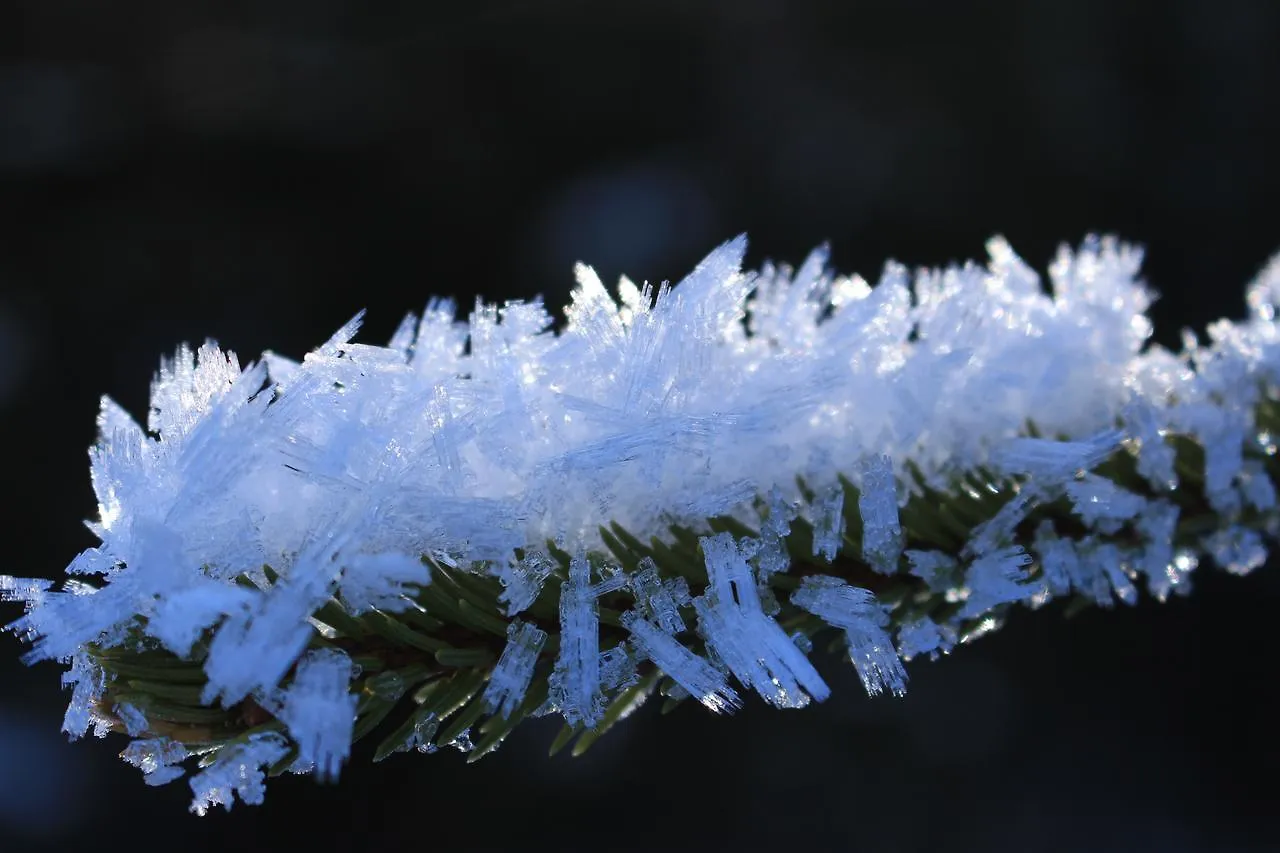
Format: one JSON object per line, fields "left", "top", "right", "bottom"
{"left": 188, "top": 733, "right": 290, "bottom": 815}
{"left": 274, "top": 649, "right": 357, "bottom": 781}
{"left": 859, "top": 455, "right": 902, "bottom": 574}
{"left": 339, "top": 553, "right": 431, "bottom": 615}
{"left": 695, "top": 533, "right": 830, "bottom": 707}
{"left": 964, "top": 488, "right": 1036, "bottom": 559}
{"left": 791, "top": 576, "right": 907, "bottom": 696}
{"left": 1124, "top": 399, "right": 1177, "bottom": 490}
{"left": 4, "top": 234, "right": 1280, "bottom": 807}
{"left": 484, "top": 620, "right": 548, "bottom": 719}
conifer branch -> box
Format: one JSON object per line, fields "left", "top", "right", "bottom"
{"left": 4, "top": 235, "right": 1279, "bottom": 812}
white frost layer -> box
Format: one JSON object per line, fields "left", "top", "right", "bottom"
{"left": 5, "top": 234, "right": 1280, "bottom": 806}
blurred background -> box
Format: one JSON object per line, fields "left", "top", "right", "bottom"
{"left": 2, "top": 1, "right": 1279, "bottom": 850}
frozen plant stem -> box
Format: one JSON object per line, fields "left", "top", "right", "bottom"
{"left": 5, "top": 234, "right": 1280, "bottom": 812}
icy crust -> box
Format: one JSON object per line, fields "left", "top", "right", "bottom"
{"left": 5, "top": 235, "right": 1280, "bottom": 811}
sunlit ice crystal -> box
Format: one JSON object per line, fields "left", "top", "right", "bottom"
{"left": 269, "top": 648, "right": 358, "bottom": 782}
{"left": 484, "top": 619, "right": 548, "bottom": 719}
{"left": 120, "top": 737, "right": 190, "bottom": 787}
{"left": 858, "top": 455, "right": 902, "bottom": 574}
{"left": 621, "top": 610, "right": 739, "bottom": 713}
{"left": 810, "top": 485, "right": 846, "bottom": 562}
{"left": 790, "top": 576, "right": 906, "bottom": 696}
{"left": 896, "top": 615, "right": 956, "bottom": 662}
{"left": 695, "top": 533, "right": 829, "bottom": 707}
{"left": 548, "top": 557, "right": 608, "bottom": 728}
{"left": 188, "top": 732, "right": 291, "bottom": 815}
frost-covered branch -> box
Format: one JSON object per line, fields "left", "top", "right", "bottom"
{"left": 4, "top": 234, "right": 1280, "bottom": 812}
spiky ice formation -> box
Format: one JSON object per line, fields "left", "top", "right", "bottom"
{"left": 4, "top": 233, "right": 1280, "bottom": 811}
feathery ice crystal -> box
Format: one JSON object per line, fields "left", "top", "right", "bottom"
{"left": 5, "top": 234, "right": 1280, "bottom": 812}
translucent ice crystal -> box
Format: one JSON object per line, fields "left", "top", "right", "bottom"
{"left": 549, "top": 557, "right": 608, "bottom": 728}
{"left": 1202, "top": 526, "right": 1268, "bottom": 575}
{"left": 958, "top": 546, "right": 1038, "bottom": 618}
{"left": 810, "top": 486, "right": 846, "bottom": 562}
{"left": 484, "top": 620, "right": 548, "bottom": 719}
{"left": 623, "top": 611, "right": 739, "bottom": 713}
{"left": 790, "top": 576, "right": 907, "bottom": 696}
{"left": 694, "top": 533, "right": 829, "bottom": 707}
{"left": 120, "top": 737, "right": 190, "bottom": 786}
{"left": 188, "top": 732, "right": 291, "bottom": 815}
{"left": 628, "top": 558, "right": 689, "bottom": 635}
{"left": 896, "top": 616, "right": 956, "bottom": 662}
{"left": 858, "top": 455, "right": 902, "bottom": 574}
{"left": 272, "top": 649, "right": 357, "bottom": 782}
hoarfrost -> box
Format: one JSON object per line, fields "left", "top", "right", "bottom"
{"left": 1065, "top": 474, "right": 1148, "bottom": 532}
{"left": 549, "top": 557, "right": 609, "bottom": 728}
{"left": 694, "top": 533, "right": 829, "bottom": 707}
{"left": 1202, "top": 526, "right": 1268, "bottom": 575}
{"left": 810, "top": 486, "right": 846, "bottom": 562}
{"left": 271, "top": 648, "right": 357, "bottom": 782}
{"left": 338, "top": 552, "right": 432, "bottom": 615}
{"left": 858, "top": 455, "right": 902, "bottom": 574}
{"left": 622, "top": 611, "right": 739, "bottom": 713}
{"left": 188, "top": 733, "right": 290, "bottom": 815}
{"left": 4, "top": 234, "right": 1279, "bottom": 807}
{"left": 907, "top": 550, "right": 960, "bottom": 593}
{"left": 896, "top": 616, "right": 956, "bottom": 661}
{"left": 791, "top": 576, "right": 907, "bottom": 696}
{"left": 495, "top": 552, "right": 556, "bottom": 616}
{"left": 120, "top": 737, "right": 190, "bottom": 786}
{"left": 629, "top": 558, "right": 688, "bottom": 634}
{"left": 484, "top": 620, "right": 548, "bottom": 718}
{"left": 958, "top": 546, "right": 1038, "bottom": 618}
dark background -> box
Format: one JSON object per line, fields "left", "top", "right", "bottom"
{"left": 2, "top": 1, "right": 1279, "bottom": 851}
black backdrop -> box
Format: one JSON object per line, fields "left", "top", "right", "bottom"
{"left": 2, "top": 2, "right": 1278, "bottom": 851}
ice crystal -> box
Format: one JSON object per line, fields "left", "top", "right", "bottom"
{"left": 958, "top": 546, "right": 1038, "bottom": 618}
{"left": 896, "top": 616, "right": 956, "bottom": 662}
{"left": 4, "top": 233, "right": 1280, "bottom": 810}
{"left": 628, "top": 558, "right": 689, "bottom": 635}
{"left": 1202, "top": 526, "right": 1268, "bottom": 575}
{"left": 790, "top": 576, "right": 906, "bottom": 696}
{"left": 549, "top": 557, "right": 609, "bottom": 727}
{"left": 485, "top": 620, "right": 548, "bottom": 718}
{"left": 622, "top": 611, "right": 739, "bottom": 713}
{"left": 188, "top": 733, "right": 290, "bottom": 815}
{"left": 810, "top": 486, "right": 846, "bottom": 562}
{"left": 270, "top": 649, "right": 357, "bottom": 781}
{"left": 120, "top": 737, "right": 190, "bottom": 786}
{"left": 695, "top": 533, "right": 829, "bottom": 707}
{"left": 858, "top": 455, "right": 902, "bottom": 574}
{"left": 1065, "top": 474, "right": 1148, "bottom": 533}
